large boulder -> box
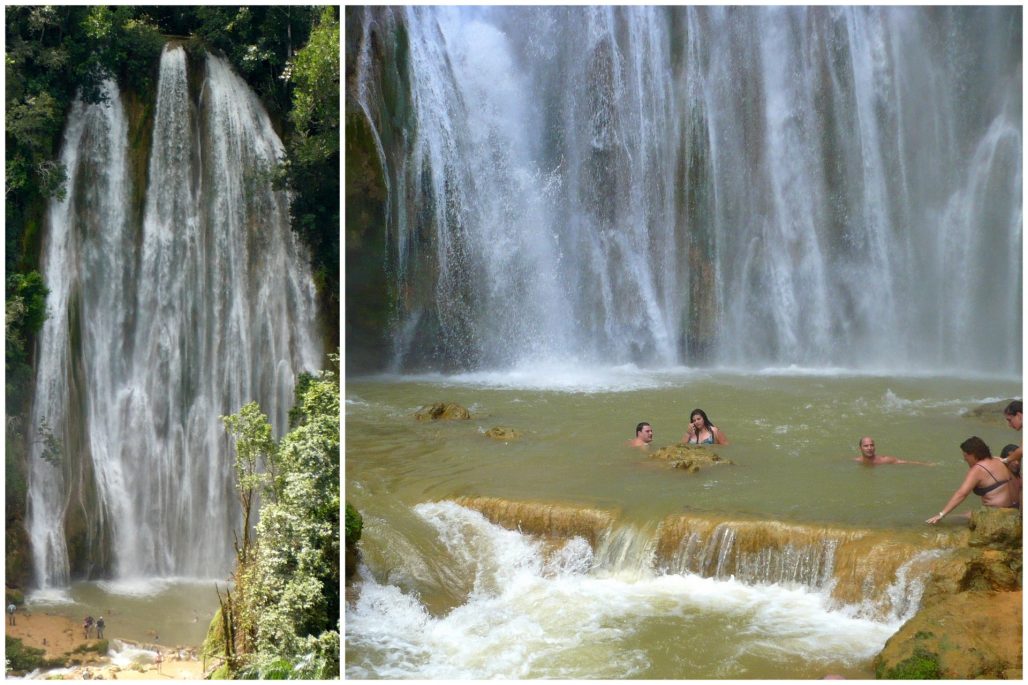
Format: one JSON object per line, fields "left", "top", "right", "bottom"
{"left": 649, "top": 444, "right": 733, "bottom": 473}
{"left": 875, "top": 590, "right": 1022, "bottom": 679}
{"left": 875, "top": 507, "right": 1022, "bottom": 679}
{"left": 414, "top": 402, "right": 471, "bottom": 421}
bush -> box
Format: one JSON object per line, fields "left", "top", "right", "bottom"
{"left": 345, "top": 503, "right": 362, "bottom": 548}
{"left": 5, "top": 636, "right": 62, "bottom": 675}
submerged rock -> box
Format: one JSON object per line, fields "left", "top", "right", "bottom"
{"left": 962, "top": 398, "right": 1019, "bottom": 426}
{"left": 414, "top": 402, "right": 471, "bottom": 421}
{"left": 484, "top": 426, "right": 520, "bottom": 441}
{"left": 649, "top": 444, "right": 733, "bottom": 472}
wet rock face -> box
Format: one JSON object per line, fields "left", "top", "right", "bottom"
{"left": 875, "top": 590, "right": 1022, "bottom": 679}
{"left": 649, "top": 444, "right": 733, "bottom": 472}
{"left": 875, "top": 507, "right": 1022, "bottom": 679}
{"left": 962, "top": 398, "right": 1020, "bottom": 426}
{"left": 414, "top": 402, "right": 471, "bottom": 421}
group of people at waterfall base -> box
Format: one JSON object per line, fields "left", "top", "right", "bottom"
{"left": 630, "top": 401, "right": 1023, "bottom": 522}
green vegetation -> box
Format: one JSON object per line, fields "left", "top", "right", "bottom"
{"left": 345, "top": 503, "right": 363, "bottom": 547}
{"left": 877, "top": 646, "right": 943, "bottom": 679}
{"left": 216, "top": 357, "right": 340, "bottom": 679}
{"left": 5, "top": 636, "right": 62, "bottom": 676}
{"left": 70, "top": 639, "right": 109, "bottom": 654}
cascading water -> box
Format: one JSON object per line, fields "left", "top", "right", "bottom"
{"left": 348, "top": 6, "right": 1021, "bottom": 375}
{"left": 346, "top": 500, "right": 940, "bottom": 679}
{"left": 26, "top": 45, "right": 322, "bottom": 588}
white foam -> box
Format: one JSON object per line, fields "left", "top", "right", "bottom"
{"left": 26, "top": 587, "right": 75, "bottom": 605}
{"left": 345, "top": 501, "right": 903, "bottom": 678}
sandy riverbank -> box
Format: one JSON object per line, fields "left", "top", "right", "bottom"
{"left": 5, "top": 611, "right": 207, "bottom": 680}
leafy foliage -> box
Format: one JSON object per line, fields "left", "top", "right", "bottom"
{"left": 5, "top": 271, "right": 49, "bottom": 418}
{"left": 220, "top": 359, "right": 340, "bottom": 678}
{"left": 345, "top": 503, "right": 363, "bottom": 547}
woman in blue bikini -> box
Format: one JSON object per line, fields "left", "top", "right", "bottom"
{"left": 682, "top": 408, "right": 729, "bottom": 445}
{"left": 926, "top": 436, "right": 1017, "bottom": 524}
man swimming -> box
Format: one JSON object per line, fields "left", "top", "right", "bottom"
{"left": 854, "top": 437, "right": 934, "bottom": 466}
{"left": 628, "top": 422, "right": 653, "bottom": 448}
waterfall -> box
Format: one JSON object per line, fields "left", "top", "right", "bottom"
{"left": 348, "top": 6, "right": 1021, "bottom": 375}
{"left": 26, "top": 45, "right": 322, "bottom": 588}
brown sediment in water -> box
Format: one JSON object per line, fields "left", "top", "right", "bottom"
{"left": 452, "top": 496, "right": 617, "bottom": 546}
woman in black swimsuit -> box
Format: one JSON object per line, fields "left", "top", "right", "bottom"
{"left": 926, "top": 436, "right": 1017, "bottom": 524}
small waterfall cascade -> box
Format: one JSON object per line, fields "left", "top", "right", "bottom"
{"left": 349, "top": 6, "right": 1021, "bottom": 375}
{"left": 346, "top": 499, "right": 965, "bottom": 677}
{"left": 26, "top": 45, "right": 322, "bottom": 588}
{"left": 435, "top": 498, "right": 961, "bottom": 620}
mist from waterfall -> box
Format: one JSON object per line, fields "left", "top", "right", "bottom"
{"left": 352, "top": 6, "right": 1021, "bottom": 376}
{"left": 26, "top": 45, "right": 322, "bottom": 588}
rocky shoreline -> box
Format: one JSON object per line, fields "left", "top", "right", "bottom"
{"left": 874, "top": 507, "right": 1022, "bottom": 679}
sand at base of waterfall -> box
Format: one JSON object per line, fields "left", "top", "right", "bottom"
{"left": 6, "top": 611, "right": 205, "bottom": 680}
{"left": 6, "top": 612, "right": 83, "bottom": 658}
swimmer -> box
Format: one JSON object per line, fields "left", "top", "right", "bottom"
{"left": 628, "top": 422, "right": 654, "bottom": 448}
{"left": 682, "top": 408, "right": 728, "bottom": 445}
{"left": 854, "top": 437, "right": 933, "bottom": 466}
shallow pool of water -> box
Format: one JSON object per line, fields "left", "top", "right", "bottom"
{"left": 344, "top": 368, "right": 1021, "bottom": 678}
{"left": 26, "top": 578, "right": 222, "bottom": 648}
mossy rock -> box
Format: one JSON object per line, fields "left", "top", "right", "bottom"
{"left": 484, "top": 426, "right": 521, "bottom": 441}
{"left": 876, "top": 645, "right": 942, "bottom": 679}
{"left": 6, "top": 587, "right": 25, "bottom": 606}
{"left": 963, "top": 398, "right": 1019, "bottom": 426}
{"left": 650, "top": 444, "right": 733, "bottom": 473}
{"left": 968, "top": 508, "right": 1022, "bottom": 549}
{"left": 414, "top": 402, "right": 471, "bottom": 421}
{"left": 875, "top": 590, "right": 1021, "bottom": 679}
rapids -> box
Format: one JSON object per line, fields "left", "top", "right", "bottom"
{"left": 344, "top": 372, "right": 1019, "bottom": 678}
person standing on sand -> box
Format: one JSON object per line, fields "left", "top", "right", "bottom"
{"left": 628, "top": 422, "right": 653, "bottom": 448}
{"left": 96, "top": 616, "right": 105, "bottom": 639}
{"left": 854, "top": 437, "right": 934, "bottom": 466}
{"left": 155, "top": 649, "right": 164, "bottom": 673}
{"left": 7, "top": 602, "right": 15, "bottom": 625}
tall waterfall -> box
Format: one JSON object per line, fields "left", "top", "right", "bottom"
{"left": 348, "top": 6, "right": 1021, "bottom": 375}
{"left": 26, "top": 45, "right": 322, "bottom": 588}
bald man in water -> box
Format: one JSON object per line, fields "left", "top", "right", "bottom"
{"left": 854, "top": 437, "right": 934, "bottom": 466}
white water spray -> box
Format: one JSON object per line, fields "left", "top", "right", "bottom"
{"left": 353, "top": 6, "right": 1021, "bottom": 375}
{"left": 26, "top": 46, "right": 321, "bottom": 588}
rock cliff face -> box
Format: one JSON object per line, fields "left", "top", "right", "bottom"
{"left": 875, "top": 508, "right": 1022, "bottom": 679}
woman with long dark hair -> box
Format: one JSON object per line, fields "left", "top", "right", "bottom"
{"left": 682, "top": 408, "right": 728, "bottom": 445}
{"left": 926, "top": 436, "right": 1017, "bottom": 524}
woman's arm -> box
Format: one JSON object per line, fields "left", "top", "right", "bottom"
{"left": 925, "top": 469, "right": 979, "bottom": 524}
{"left": 714, "top": 426, "right": 729, "bottom": 445}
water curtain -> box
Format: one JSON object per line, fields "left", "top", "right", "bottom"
{"left": 26, "top": 46, "right": 321, "bottom": 588}
{"left": 351, "top": 6, "right": 1021, "bottom": 374}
